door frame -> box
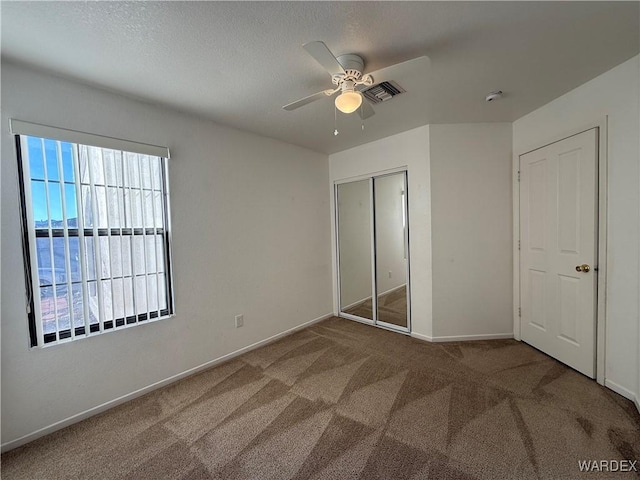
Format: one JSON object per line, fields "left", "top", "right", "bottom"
{"left": 513, "top": 116, "right": 608, "bottom": 385}
{"left": 334, "top": 167, "right": 411, "bottom": 335}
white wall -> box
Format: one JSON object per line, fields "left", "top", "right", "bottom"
{"left": 429, "top": 123, "right": 514, "bottom": 339}
{"left": 329, "top": 126, "right": 433, "bottom": 338}
{"left": 1, "top": 62, "right": 333, "bottom": 448}
{"left": 336, "top": 179, "right": 373, "bottom": 308}
{"left": 513, "top": 55, "right": 640, "bottom": 403}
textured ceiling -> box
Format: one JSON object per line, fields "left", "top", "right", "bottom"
{"left": 2, "top": 2, "right": 638, "bottom": 154}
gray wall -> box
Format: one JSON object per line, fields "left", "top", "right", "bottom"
{"left": 430, "top": 123, "right": 513, "bottom": 338}
{"left": 1, "top": 62, "right": 333, "bottom": 447}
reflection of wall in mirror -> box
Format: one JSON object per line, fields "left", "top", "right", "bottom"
{"left": 375, "top": 174, "right": 407, "bottom": 296}
{"left": 338, "top": 180, "right": 373, "bottom": 309}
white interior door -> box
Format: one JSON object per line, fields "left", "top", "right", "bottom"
{"left": 520, "top": 128, "right": 598, "bottom": 378}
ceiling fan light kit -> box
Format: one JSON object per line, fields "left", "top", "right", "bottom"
{"left": 335, "top": 86, "right": 362, "bottom": 113}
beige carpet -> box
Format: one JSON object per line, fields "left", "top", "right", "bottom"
{"left": 3, "top": 317, "right": 639, "bottom": 479}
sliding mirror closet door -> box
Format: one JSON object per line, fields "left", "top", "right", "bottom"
{"left": 374, "top": 172, "right": 409, "bottom": 329}
{"left": 337, "top": 179, "right": 374, "bottom": 321}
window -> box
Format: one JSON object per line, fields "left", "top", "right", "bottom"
{"left": 13, "top": 120, "right": 174, "bottom": 346}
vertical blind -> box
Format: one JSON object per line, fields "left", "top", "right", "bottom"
{"left": 12, "top": 120, "right": 173, "bottom": 346}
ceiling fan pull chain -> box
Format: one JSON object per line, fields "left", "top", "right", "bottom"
{"left": 334, "top": 105, "right": 339, "bottom": 136}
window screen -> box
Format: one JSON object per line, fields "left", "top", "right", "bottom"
{"left": 15, "top": 132, "right": 174, "bottom": 346}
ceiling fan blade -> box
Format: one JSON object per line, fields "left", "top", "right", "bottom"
{"left": 282, "top": 89, "right": 333, "bottom": 111}
{"left": 303, "top": 41, "right": 346, "bottom": 77}
{"left": 366, "top": 55, "right": 431, "bottom": 86}
{"left": 358, "top": 97, "right": 375, "bottom": 120}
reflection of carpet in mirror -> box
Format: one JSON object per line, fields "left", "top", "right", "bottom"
{"left": 344, "top": 285, "right": 407, "bottom": 328}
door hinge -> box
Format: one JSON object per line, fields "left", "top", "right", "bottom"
{"left": 517, "top": 171, "right": 520, "bottom": 182}
{"left": 518, "top": 307, "right": 521, "bottom": 317}
{"left": 518, "top": 240, "right": 521, "bottom": 250}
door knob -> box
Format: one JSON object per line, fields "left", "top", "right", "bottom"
{"left": 575, "top": 264, "right": 591, "bottom": 273}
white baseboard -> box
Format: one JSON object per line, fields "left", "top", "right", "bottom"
{"left": 377, "top": 283, "right": 407, "bottom": 298}
{"left": 410, "top": 332, "right": 433, "bottom": 342}
{"left": 431, "top": 333, "right": 514, "bottom": 342}
{"left": 340, "top": 284, "right": 406, "bottom": 312}
{"left": 603, "top": 381, "right": 640, "bottom": 415}
{"left": 342, "top": 296, "right": 372, "bottom": 311}
{"left": 604, "top": 379, "right": 637, "bottom": 403}
{"left": 412, "top": 332, "right": 513, "bottom": 343}
{"left": 1, "top": 312, "right": 334, "bottom": 453}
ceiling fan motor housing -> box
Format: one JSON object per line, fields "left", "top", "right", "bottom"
{"left": 332, "top": 54, "right": 365, "bottom": 85}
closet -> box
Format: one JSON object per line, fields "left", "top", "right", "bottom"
{"left": 336, "top": 171, "right": 410, "bottom": 333}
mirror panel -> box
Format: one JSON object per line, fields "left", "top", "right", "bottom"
{"left": 374, "top": 173, "right": 408, "bottom": 328}
{"left": 337, "top": 180, "right": 373, "bottom": 320}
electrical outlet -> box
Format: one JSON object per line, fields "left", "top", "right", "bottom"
{"left": 388, "top": 271, "right": 392, "bottom": 278}
{"left": 235, "top": 314, "right": 244, "bottom": 328}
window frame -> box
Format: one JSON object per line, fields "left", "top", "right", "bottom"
{"left": 13, "top": 121, "right": 174, "bottom": 347}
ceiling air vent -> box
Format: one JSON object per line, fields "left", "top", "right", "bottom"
{"left": 361, "top": 81, "right": 406, "bottom": 104}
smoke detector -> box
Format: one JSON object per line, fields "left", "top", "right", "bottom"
{"left": 485, "top": 90, "right": 503, "bottom": 102}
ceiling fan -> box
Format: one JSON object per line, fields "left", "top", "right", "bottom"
{"left": 283, "top": 41, "right": 430, "bottom": 120}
